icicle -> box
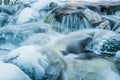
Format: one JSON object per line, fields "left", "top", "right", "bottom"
{"left": 66, "top": 15, "right": 69, "bottom": 32}
{"left": 74, "top": 15, "right": 78, "bottom": 30}
{"left": 69, "top": 14, "right": 73, "bottom": 31}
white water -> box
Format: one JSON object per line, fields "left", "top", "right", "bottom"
{"left": 0, "top": 0, "right": 120, "bottom": 80}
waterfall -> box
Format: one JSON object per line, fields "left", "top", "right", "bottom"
{"left": 45, "top": 10, "right": 92, "bottom": 33}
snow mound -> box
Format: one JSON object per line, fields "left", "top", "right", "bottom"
{"left": 16, "top": 8, "right": 40, "bottom": 24}
{"left": 83, "top": 9, "right": 102, "bottom": 23}
{"left": 4, "top": 45, "right": 48, "bottom": 80}
{"left": 0, "top": 61, "right": 31, "bottom": 80}
{"left": 91, "top": 30, "right": 120, "bottom": 55}
{"left": 32, "top": 0, "right": 59, "bottom": 11}
{"left": 4, "top": 45, "right": 65, "bottom": 80}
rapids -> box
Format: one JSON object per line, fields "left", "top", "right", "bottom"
{"left": 0, "top": 0, "right": 120, "bottom": 80}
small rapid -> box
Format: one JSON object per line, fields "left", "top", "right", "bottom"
{"left": 0, "top": 0, "right": 120, "bottom": 80}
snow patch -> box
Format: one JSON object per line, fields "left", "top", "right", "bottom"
{"left": 0, "top": 61, "right": 31, "bottom": 80}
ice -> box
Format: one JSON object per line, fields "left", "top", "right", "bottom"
{"left": 10, "top": 0, "right": 38, "bottom": 4}
{"left": 83, "top": 9, "right": 102, "bottom": 23}
{"left": 32, "top": 0, "right": 59, "bottom": 11}
{"left": 0, "top": 22, "right": 50, "bottom": 55}
{"left": 4, "top": 45, "right": 49, "bottom": 80}
{"left": 0, "top": 22, "right": 49, "bottom": 43}
{"left": 16, "top": 8, "right": 40, "bottom": 24}
{"left": 4, "top": 45, "right": 65, "bottom": 80}
{"left": 21, "top": 33, "right": 54, "bottom": 46}
{"left": 91, "top": 30, "right": 120, "bottom": 54}
{"left": 0, "top": 61, "right": 31, "bottom": 80}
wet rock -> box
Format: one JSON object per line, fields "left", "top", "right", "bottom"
{"left": 66, "top": 35, "right": 92, "bottom": 54}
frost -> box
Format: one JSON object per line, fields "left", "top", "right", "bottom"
{"left": 16, "top": 8, "right": 40, "bottom": 24}
{"left": 0, "top": 61, "right": 31, "bottom": 80}
{"left": 4, "top": 45, "right": 64, "bottom": 80}
{"left": 31, "top": 0, "right": 59, "bottom": 11}
{"left": 0, "top": 13, "right": 8, "bottom": 27}
{"left": 0, "top": 22, "right": 49, "bottom": 44}
{"left": 4, "top": 45, "right": 49, "bottom": 80}
{"left": 83, "top": 9, "right": 102, "bottom": 23}
{"left": 21, "top": 33, "right": 53, "bottom": 46}
{"left": 91, "top": 30, "right": 120, "bottom": 55}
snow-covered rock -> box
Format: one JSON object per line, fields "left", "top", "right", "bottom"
{"left": 16, "top": 8, "right": 40, "bottom": 24}
{"left": 5, "top": 45, "right": 48, "bottom": 80}
{"left": 83, "top": 9, "right": 102, "bottom": 23}
{"left": 0, "top": 22, "right": 49, "bottom": 53}
{"left": 0, "top": 61, "right": 31, "bottom": 80}
{"left": 32, "top": 0, "right": 59, "bottom": 11}
{"left": 91, "top": 30, "right": 120, "bottom": 55}
{"left": 5, "top": 45, "right": 65, "bottom": 80}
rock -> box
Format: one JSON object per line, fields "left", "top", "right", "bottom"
{"left": 83, "top": 9, "right": 102, "bottom": 24}
{"left": 3, "top": 45, "right": 120, "bottom": 80}
{"left": 32, "top": 1, "right": 58, "bottom": 11}
{"left": 45, "top": 7, "right": 93, "bottom": 33}
{"left": 66, "top": 35, "right": 92, "bottom": 54}
{"left": 4, "top": 45, "right": 65, "bottom": 80}
{"left": 91, "top": 30, "right": 120, "bottom": 56}
{"left": 16, "top": 8, "right": 40, "bottom": 24}
{"left": 97, "top": 20, "right": 110, "bottom": 29}
{"left": 4, "top": 45, "right": 49, "bottom": 80}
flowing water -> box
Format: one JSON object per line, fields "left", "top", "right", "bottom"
{"left": 0, "top": 0, "right": 120, "bottom": 80}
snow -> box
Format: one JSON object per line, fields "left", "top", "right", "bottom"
{"left": 16, "top": 8, "right": 40, "bottom": 24}
{"left": 0, "top": 13, "right": 8, "bottom": 27}
{"left": 61, "top": 0, "right": 120, "bottom": 2}
{"left": 0, "top": 61, "right": 31, "bottom": 80}
{"left": 21, "top": 33, "right": 53, "bottom": 46}
{"left": 0, "top": 22, "right": 49, "bottom": 45}
{"left": 5, "top": 45, "right": 49, "bottom": 80}
{"left": 83, "top": 9, "right": 102, "bottom": 23}
{"left": 10, "top": 0, "right": 38, "bottom": 4}
{"left": 91, "top": 30, "right": 120, "bottom": 54}
{"left": 32, "top": 0, "right": 59, "bottom": 11}
{"left": 115, "top": 51, "right": 120, "bottom": 58}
